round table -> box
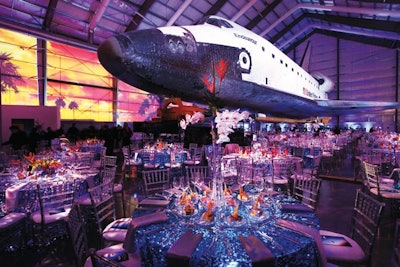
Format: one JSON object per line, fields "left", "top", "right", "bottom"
{"left": 1, "top": 168, "right": 98, "bottom": 214}
{"left": 134, "top": 193, "right": 319, "bottom": 266}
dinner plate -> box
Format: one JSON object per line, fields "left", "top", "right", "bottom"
{"left": 196, "top": 213, "right": 216, "bottom": 227}
{"left": 174, "top": 207, "right": 199, "bottom": 218}
{"left": 247, "top": 209, "right": 270, "bottom": 223}
{"left": 222, "top": 214, "right": 246, "bottom": 227}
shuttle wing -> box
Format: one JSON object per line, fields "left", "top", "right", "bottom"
{"left": 316, "top": 99, "right": 398, "bottom": 114}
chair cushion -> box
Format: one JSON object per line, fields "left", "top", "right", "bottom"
{"left": 0, "top": 212, "right": 25, "bottom": 229}
{"left": 75, "top": 193, "right": 92, "bottom": 206}
{"left": 319, "top": 229, "right": 366, "bottom": 264}
{"left": 372, "top": 188, "right": 400, "bottom": 199}
{"left": 31, "top": 206, "right": 71, "bottom": 224}
{"left": 102, "top": 217, "right": 131, "bottom": 243}
{"left": 83, "top": 243, "right": 142, "bottom": 267}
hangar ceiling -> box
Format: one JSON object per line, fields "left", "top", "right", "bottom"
{"left": 0, "top": 0, "right": 398, "bottom": 53}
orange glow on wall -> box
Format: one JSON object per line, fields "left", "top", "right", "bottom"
{"left": 0, "top": 28, "right": 162, "bottom": 122}
{"left": 0, "top": 28, "right": 39, "bottom": 105}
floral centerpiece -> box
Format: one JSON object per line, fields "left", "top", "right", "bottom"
{"left": 179, "top": 112, "right": 205, "bottom": 130}
{"left": 24, "top": 153, "right": 62, "bottom": 177}
{"left": 178, "top": 57, "right": 253, "bottom": 208}
{"left": 214, "top": 109, "right": 250, "bottom": 144}
{"left": 180, "top": 108, "right": 250, "bottom": 208}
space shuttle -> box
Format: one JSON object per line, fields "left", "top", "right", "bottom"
{"left": 97, "top": 15, "right": 398, "bottom": 119}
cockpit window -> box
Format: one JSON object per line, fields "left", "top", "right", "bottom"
{"left": 196, "top": 16, "right": 233, "bottom": 28}
{"left": 219, "top": 20, "right": 233, "bottom": 28}
{"left": 207, "top": 18, "right": 220, "bottom": 27}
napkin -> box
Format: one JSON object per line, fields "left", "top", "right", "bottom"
{"left": 275, "top": 219, "right": 327, "bottom": 267}
{"left": 131, "top": 210, "right": 169, "bottom": 229}
{"left": 166, "top": 229, "right": 203, "bottom": 266}
{"left": 123, "top": 211, "right": 169, "bottom": 253}
{"left": 5, "top": 182, "right": 29, "bottom": 211}
{"left": 280, "top": 203, "right": 313, "bottom": 213}
{"left": 238, "top": 234, "right": 275, "bottom": 267}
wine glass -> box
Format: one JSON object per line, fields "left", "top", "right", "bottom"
{"left": 172, "top": 176, "right": 180, "bottom": 190}
{"left": 238, "top": 165, "right": 252, "bottom": 188}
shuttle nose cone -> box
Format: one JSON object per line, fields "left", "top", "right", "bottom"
{"left": 97, "top": 37, "right": 124, "bottom": 76}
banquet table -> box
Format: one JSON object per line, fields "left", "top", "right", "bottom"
{"left": 132, "top": 193, "right": 320, "bottom": 267}
{"left": 0, "top": 167, "right": 99, "bottom": 214}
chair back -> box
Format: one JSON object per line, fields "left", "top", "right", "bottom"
{"left": 88, "top": 180, "right": 116, "bottom": 242}
{"left": 293, "top": 177, "right": 322, "bottom": 210}
{"left": 102, "top": 155, "right": 118, "bottom": 167}
{"left": 393, "top": 219, "right": 400, "bottom": 267}
{"left": 101, "top": 165, "right": 117, "bottom": 184}
{"left": 142, "top": 169, "right": 170, "bottom": 196}
{"left": 185, "top": 165, "right": 210, "bottom": 184}
{"left": 273, "top": 158, "right": 293, "bottom": 179}
{"left": 351, "top": 189, "right": 385, "bottom": 264}
{"left": 76, "top": 152, "right": 93, "bottom": 167}
{"left": 67, "top": 203, "right": 88, "bottom": 267}
{"left": 36, "top": 181, "right": 75, "bottom": 224}
{"left": 363, "top": 161, "right": 381, "bottom": 193}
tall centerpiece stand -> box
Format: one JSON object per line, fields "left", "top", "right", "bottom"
{"left": 208, "top": 139, "right": 225, "bottom": 208}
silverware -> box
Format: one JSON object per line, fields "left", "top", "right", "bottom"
{"left": 205, "top": 235, "right": 217, "bottom": 256}
{"left": 256, "top": 230, "right": 285, "bottom": 252}
{"left": 222, "top": 237, "right": 233, "bottom": 257}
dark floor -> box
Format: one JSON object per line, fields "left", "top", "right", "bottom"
{"left": 1, "top": 151, "right": 397, "bottom": 267}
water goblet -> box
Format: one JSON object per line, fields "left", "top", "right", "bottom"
{"left": 172, "top": 177, "right": 180, "bottom": 190}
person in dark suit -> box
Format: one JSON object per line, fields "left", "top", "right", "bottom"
{"left": 2, "top": 125, "right": 28, "bottom": 151}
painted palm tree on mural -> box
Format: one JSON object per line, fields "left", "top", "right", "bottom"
{"left": 0, "top": 52, "right": 24, "bottom": 93}
{"left": 68, "top": 101, "right": 79, "bottom": 120}
{"left": 138, "top": 94, "right": 164, "bottom": 121}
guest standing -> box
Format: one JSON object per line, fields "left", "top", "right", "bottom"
{"left": 2, "top": 125, "right": 28, "bottom": 151}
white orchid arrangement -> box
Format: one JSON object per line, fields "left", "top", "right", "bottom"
{"left": 179, "top": 111, "right": 205, "bottom": 130}
{"left": 180, "top": 109, "right": 251, "bottom": 144}
{"left": 215, "top": 109, "right": 251, "bottom": 144}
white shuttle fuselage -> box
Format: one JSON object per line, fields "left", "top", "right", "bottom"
{"left": 160, "top": 21, "right": 329, "bottom": 101}
{"left": 97, "top": 15, "right": 397, "bottom": 119}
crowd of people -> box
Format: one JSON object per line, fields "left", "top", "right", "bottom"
{"left": 2, "top": 122, "right": 133, "bottom": 156}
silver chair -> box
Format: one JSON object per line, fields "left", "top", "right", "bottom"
{"left": 67, "top": 202, "right": 88, "bottom": 267}
{"left": 31, "top": 182, "right": 75, "bottom": 245}
{"left": 185, "top": 165, "right": 211, "bottom": 189}
{"left": 88, "top": 180, "right": 131, "bottom": 247}
{"left": 293, "top": 177, "right": 322, "bottom": 210}
{"left": 142, "top": 169, "right": 170, "bottom": 196}
{"left": 76, "top": 152, "right": 94, "bottom": 167}
{"left": 319, "top": 189, "right": 385, "bottom": 266}
{"left": 101, "top": 155, "right": 118, "bottom": 168}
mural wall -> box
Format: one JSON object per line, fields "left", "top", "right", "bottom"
{"left": 0, "top": 28, "right": 159, "bottom": 123}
